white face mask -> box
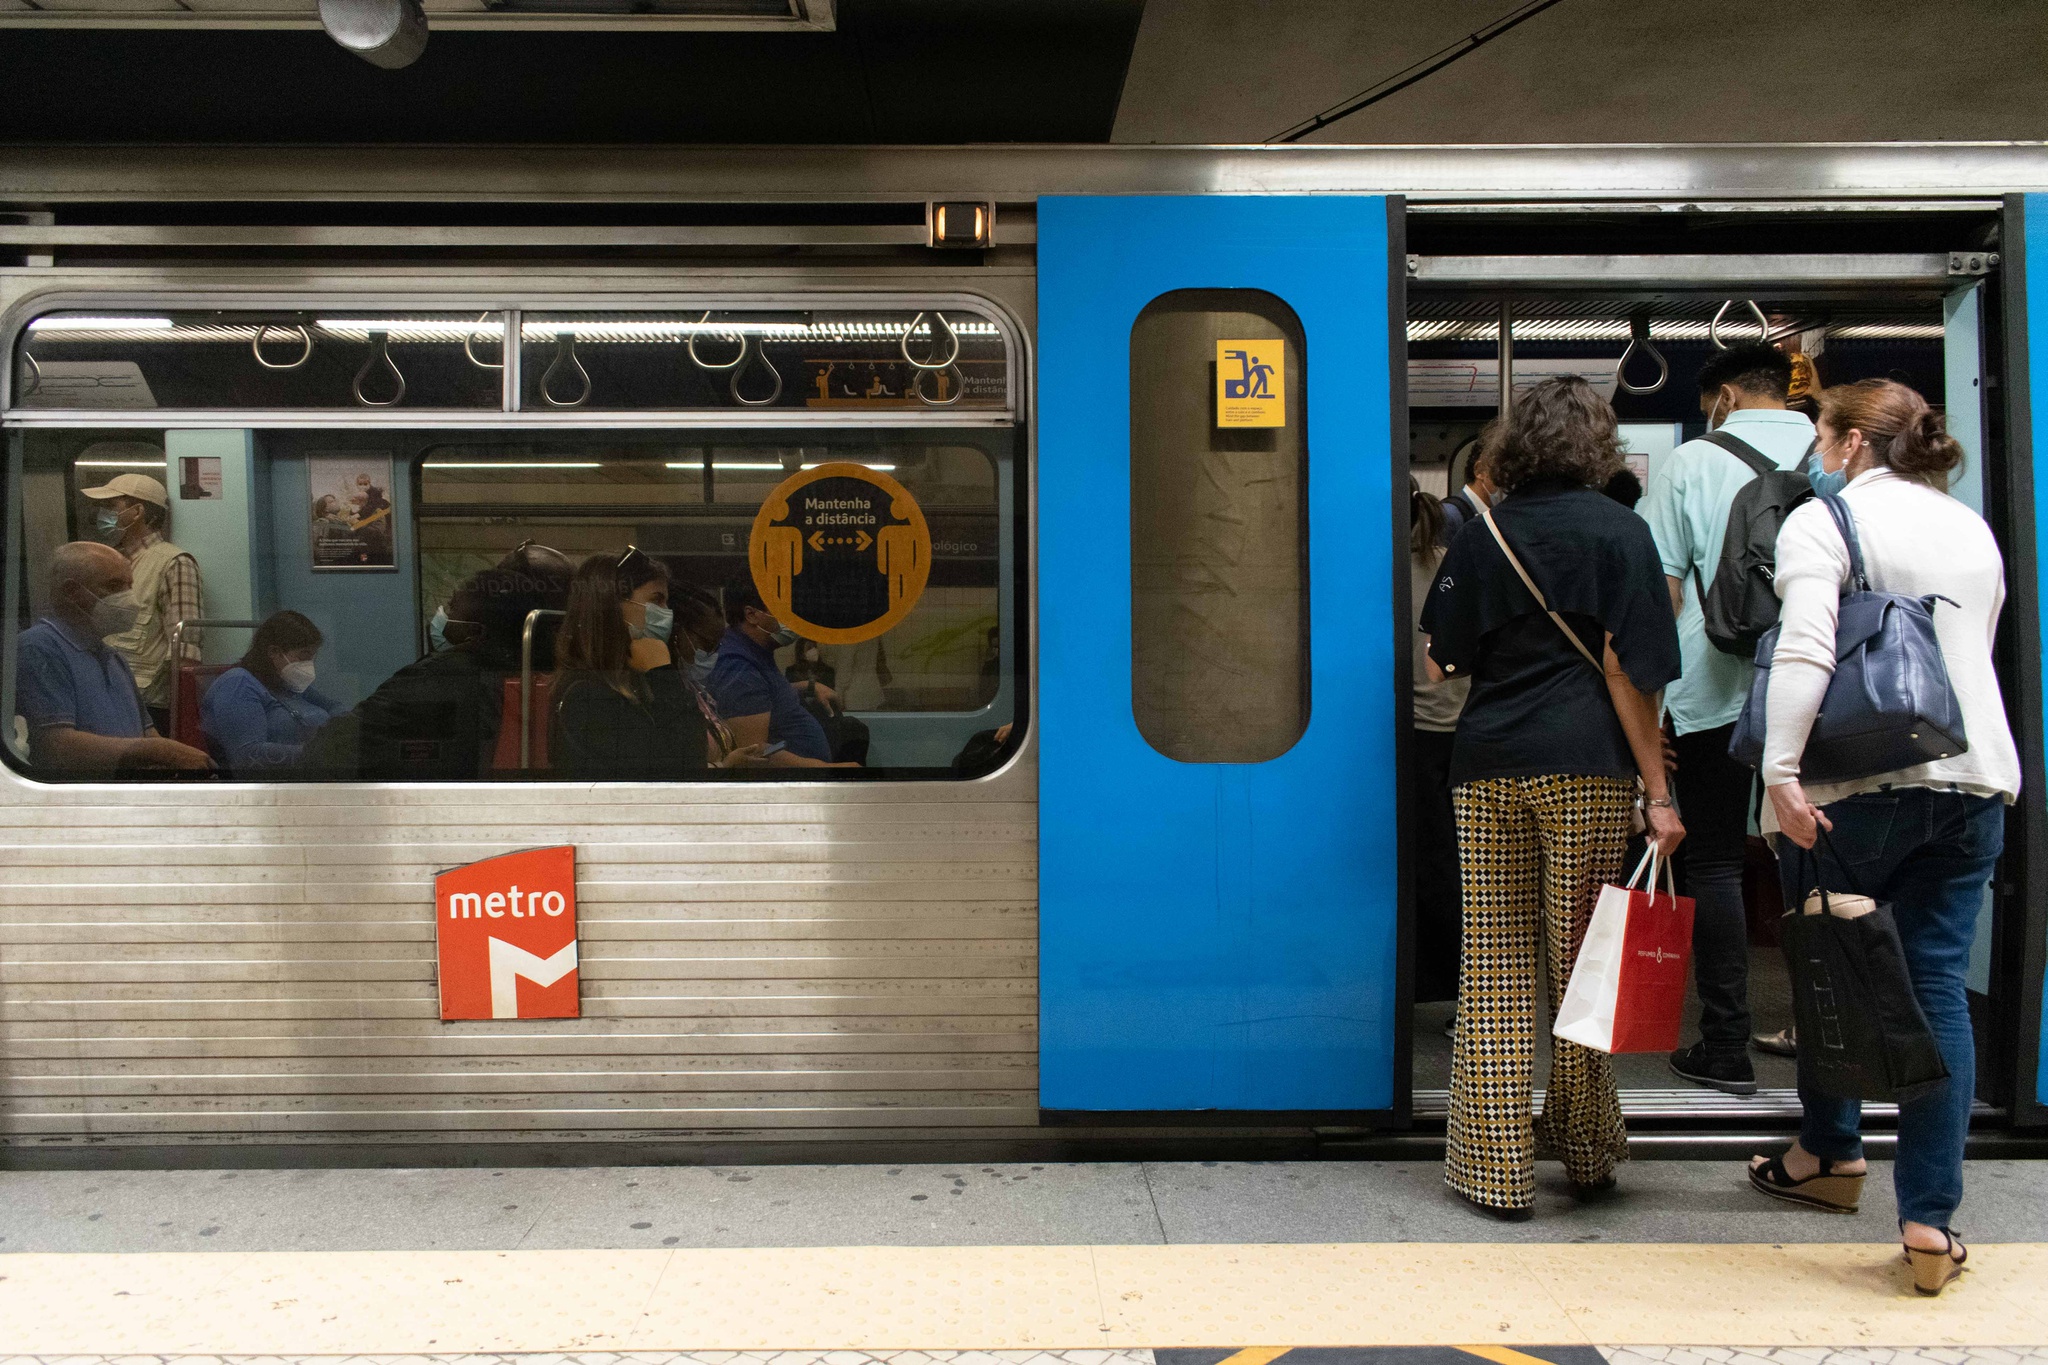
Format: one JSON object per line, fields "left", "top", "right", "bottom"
{"left": 88, "top": 587, "right": 143, "bottom": 637}
{"left": 279, "top": 659, "right": 317, "bottom": 694}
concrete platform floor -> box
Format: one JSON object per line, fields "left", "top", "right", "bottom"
{"left": 5, "top": 1158, "right": 2048, "bottom": 1253}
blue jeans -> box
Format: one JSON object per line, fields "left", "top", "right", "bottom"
{"left": 1777, "top": 788, "right": 2003, "bottom": 1229}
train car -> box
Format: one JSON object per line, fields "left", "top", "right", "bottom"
{"left": 0, "top": 142, "right": 2044, "bottom": 1159}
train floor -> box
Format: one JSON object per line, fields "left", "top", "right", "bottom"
{"left": 3, "top": 1158, "right": 2046, "bottom": 1355}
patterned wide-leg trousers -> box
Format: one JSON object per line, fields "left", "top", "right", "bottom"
{"left": 1444, "top": 774, "right": 1634, "bottom": 1210}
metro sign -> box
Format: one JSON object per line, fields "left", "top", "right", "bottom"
{"left": 435, "top": 845, "right": 580, "bottom": 1021}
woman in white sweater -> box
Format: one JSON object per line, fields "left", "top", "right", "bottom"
{"left": 1746, "top": 379, "right": 2018, "bottom": 1296}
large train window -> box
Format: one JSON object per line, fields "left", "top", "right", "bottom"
{"left": 1128, "top": 289, "right": 1308, "bottom": 763}
{"left": 1, "top": 300, "right": 1022, "bottom": 784}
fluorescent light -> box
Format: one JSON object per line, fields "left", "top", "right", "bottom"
{"left": 30, "top": 316, "right": 173, "bottom": 331}
{"left": 423, "top": 461, "right": 600, "bottom": 470}
{"left": 76, "top": 459, "right": 167, "bottom": 468}
{"left": 666, "top": 460, "right": 898, "bottom": 472}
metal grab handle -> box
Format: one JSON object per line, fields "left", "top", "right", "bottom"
{"left": 913, "top": 363, "right": 967, "bottom": 406}
{"left": 19, "top": 350, "right": 40, "bottom": 398}
{"left": 1615, "top": 311, "right": 1669, "bottom": 395}
{"left": 252, "top": 323, "right": 314, "bottom": 370}
{"left": 731, "top": 344, "right": 784, "bottom": 407}
{"left": 539, "top": 333, "right": 592, "bottom": 408}
{"left": 166, "top": 618, "right": 267, "bottom": 744}
{"left": 1711, "top": 299, "right": 1771, "bottom": 350}
{"left": 901, "top": 311, "right": 961, "bottom": 370}
{"left": 352, "top": 331, "right": 407, "bottom": 407}
{"left": 686, "top": 310, "right": 747, "bottom": 371}
{"left": 520, "top": 607, "right": 568, "bottom": 771}
{"left": 463, "top": 311, "right": 505, "bottom": 370}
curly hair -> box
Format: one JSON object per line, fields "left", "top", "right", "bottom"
{"left": 1488, "top": 376, "right": 1627, "bottom": 493}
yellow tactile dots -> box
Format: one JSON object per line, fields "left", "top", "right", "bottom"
{"left": 0, "top": 1244, "right": 2044, "bottom": 1354}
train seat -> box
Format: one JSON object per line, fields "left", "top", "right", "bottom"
{"left": 172, "top": 663, "right": 235, "bottom": 749}
{"left": 490, "top": 674, "right": 554, "bottom": 772}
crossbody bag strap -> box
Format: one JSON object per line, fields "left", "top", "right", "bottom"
{"left": 1480, "top": 504, "right": 1605, "bottom": 673}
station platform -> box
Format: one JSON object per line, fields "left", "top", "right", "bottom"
{"left": 1, "top": 1159, "right": 2044, "bottom": 1356}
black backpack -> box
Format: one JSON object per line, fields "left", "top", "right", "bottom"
{"left": 1698, "top": 429, "right": 1816, "bottom": 657}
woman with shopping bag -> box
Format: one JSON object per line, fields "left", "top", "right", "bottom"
{"left": 1743, "top": 379, "right": 2019, "bottom": 1296}
{"left": 1421, "top": 376, "right": 1684, "bottom": 1221}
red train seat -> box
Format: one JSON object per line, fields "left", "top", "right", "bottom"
{"left": 172, "top": 663, "right": 234, "bottom": 748}
{"left": 490, "top": 674, "right": 554, "bottom": 772}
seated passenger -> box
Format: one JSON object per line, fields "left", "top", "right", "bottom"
{"left": 707, "top": 579, "right": 856, "bottom": 769}
{"left": 675, "top": 585, "right": 738, "bottom": 763}
{"left": 549, "top": 551, "right": 707, "bottom": 780}
{"left": 341, "top": 552, "right": 570, "bottom": 779}
{"left": 199, "top": 610, "right": 342, "bottom": 774}
{"left": 13, "top": 542, "right": 211, "bottom": 774}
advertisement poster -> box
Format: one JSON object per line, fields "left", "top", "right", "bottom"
{"left": 309, "top": 453, "right": 397, "bottom": 571}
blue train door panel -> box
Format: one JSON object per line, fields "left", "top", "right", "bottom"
{"left": 2022, "top": 193, "right": 2048, "bottom": 1123}
{"left": 1037, "top": 195, "right": 1405, "bottom": 1112}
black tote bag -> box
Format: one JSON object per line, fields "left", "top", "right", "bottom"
{"left": 1780, "top": 832, "right": 1949, "bottom": 1104}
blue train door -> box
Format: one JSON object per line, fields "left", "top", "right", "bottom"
{"left": 1036, "top": 196, "right": 1407, "bottom": 1113}
{"left": 2016, "top": 193, "right": 2048, "bottom": 1127}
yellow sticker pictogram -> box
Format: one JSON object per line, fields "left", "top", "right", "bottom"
{"left": 1216, "top": 338, "right": 1286, "bottom": 428}
{"left": 749, "top": 461, "right": 932, "bottom": 646}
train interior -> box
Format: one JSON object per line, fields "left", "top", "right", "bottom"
{"left": 4, "top": 307, "right": 1024, "bottom": 780}
{"left": 1402, "top": 211, "right": 2016, "bottom": 1120}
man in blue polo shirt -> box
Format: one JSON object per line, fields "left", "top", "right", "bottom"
{"left": 1639, "top": 343, "right": 1814, "bottom": 1096}
{"left": 707, "top": 579, "right": 855, "bottom": 769}
{"left": 14, "top": 541, "right": 212, "bottom": 774}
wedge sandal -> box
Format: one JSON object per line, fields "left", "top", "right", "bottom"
{"left": 1904, "top": 1227, "right": 1967, "bottom": 1296}
{"left": 1746, "top": 1152, "right": 1864, "bottom": 1214}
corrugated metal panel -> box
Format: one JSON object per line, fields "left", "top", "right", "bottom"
{"left": 0, "top": 773, "right": 1040, "bottom": 1145}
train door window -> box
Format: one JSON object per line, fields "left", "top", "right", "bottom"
{"left": 1128, "top": 288, "right": 1308, "bottom": 763}
{"left": 2, "top": 300, "right": 1022, "bottom": 785}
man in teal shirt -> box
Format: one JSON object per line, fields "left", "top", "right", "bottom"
{"left": 1640, "top": 343, "right": 1814, "bottom": 1095}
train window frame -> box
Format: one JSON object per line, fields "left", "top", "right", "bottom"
{"left": 0, "top": 290, "right": 1030, "bottom": 787}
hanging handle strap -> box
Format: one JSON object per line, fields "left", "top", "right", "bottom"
{"left": 1481, "top": 505, "right": 1604, "bottom": 673}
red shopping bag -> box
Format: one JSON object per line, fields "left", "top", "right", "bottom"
{"left": 1553, "top": 846, "right": 1695, "bottom": 1054}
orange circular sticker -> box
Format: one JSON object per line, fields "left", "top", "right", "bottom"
{"left": 749, "top": 461, "right": 932, "bottom": 645}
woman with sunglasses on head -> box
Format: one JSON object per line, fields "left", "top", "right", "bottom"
{"left": 1744, "top": 379, "right": 2018, "bottom": 1296}
{"left": 550, "top": 548, "right": 757, "bottom": 780}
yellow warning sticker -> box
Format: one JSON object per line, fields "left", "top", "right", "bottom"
{"left": 1216, "top": 339, "right": 1285, "bottom": 428}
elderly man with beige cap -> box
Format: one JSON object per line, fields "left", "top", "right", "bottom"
{"left": 81, "top": 453, "right": 203, "bottom": 734}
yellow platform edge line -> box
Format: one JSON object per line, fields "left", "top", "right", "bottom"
{"left": 0, "top": 1242, "right": 2043, "bottom": 1354}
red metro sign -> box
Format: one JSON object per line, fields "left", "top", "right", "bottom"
{"left": 435, "top": 845, "right": 580, "bottom": 1021}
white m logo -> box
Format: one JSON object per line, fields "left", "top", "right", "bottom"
{"left": 487, "top": 937, "right": 578, "bottom": 1020}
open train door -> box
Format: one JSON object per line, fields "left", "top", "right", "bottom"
{"left": 2008, "top": 194, "right": 2048, "bottom": 1129}
{"left": 1035, "top": 195, "right": 1409, "bottom": 1117}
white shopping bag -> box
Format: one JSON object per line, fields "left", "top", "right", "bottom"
{"left": 1553, "top": 846, "right": 1694, "bottom": 1054}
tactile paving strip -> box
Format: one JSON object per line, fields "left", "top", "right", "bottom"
{"left": 0, "top": 1246, "right": 2043, "bottom": 1354}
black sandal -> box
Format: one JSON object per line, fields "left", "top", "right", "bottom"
{"left": 1903, "top": 1225, "right": 1968, "bottom": 1296}
{"left": 1747, "top": 1152, "right": 1864, "bottom": 1214}
{"left": 1454, "top": 1189, "right": 1533, "bottom": 1223}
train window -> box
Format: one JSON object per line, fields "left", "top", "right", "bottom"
{"left": 15, "top": 311, "right": 509, "bottom": 411}
{"left": 1, "top": 422, "right": 1019, "bottom": 783}
{"left": 517, "top": 310, "right": 1009, "bottom": 412}
{"left": 1128, "top": 289, "right": 1308, "bottom": 764}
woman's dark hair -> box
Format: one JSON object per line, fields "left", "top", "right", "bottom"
{"left": 615, "top": 544, "right": 669, "bottom": 599}
{"left": 238, "top": 610, "right": 322, "bottom": 688}
{"left": 674, "top": 585, "right": 723, "bottom": 646}
{"left": 1603, "top": 466, "right": 1644, "bottom": 510}
{"left": 1816, "top": 378, "right": 1964, "bottom": 492}
{"left": 1489, "top": 376, "right": 1626, "bottom": 493}
{"left": 1409, "top": 476, "right": 1444, "bottom": 560}
{"left": 554, "top": 554, "right": 638, "bottom": 698}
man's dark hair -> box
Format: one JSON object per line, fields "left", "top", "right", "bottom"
{"left": 1697, "top": 343, "right": 1793, "bottom": 402}
{"left": 724, "top": 577, "right": 766, "bottom": 627}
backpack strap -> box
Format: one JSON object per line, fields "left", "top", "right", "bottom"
{"left": 1699, "top": 428, "right": 1780, "bottom": 478}
{"left": 1818, "top": 492, "right": 1871, "bottom": 592}
{"left": 1480, "top": 505, "right": 1605, "bottom": 673}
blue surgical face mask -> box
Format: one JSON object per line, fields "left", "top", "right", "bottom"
{"left": 634, "top": 601, "right": 675, "bottom": 644}
{"left": 768, "top": 624, "right": 799, "bottom": 649}
{"left": 93, "top": 508, "right": 125, "bottom": 543}
{"left": 690, "top": 648, "right": 716, "bottom": 683}
{"left": 429, "top": 605, "right": 450, "bottom": 651}
{"left": 1808, "top": 439, "right": 1850, "bottom": 498}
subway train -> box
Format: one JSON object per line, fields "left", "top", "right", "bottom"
{"left": 0, "top": 142, "right": 2044, "bottom": 1159}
